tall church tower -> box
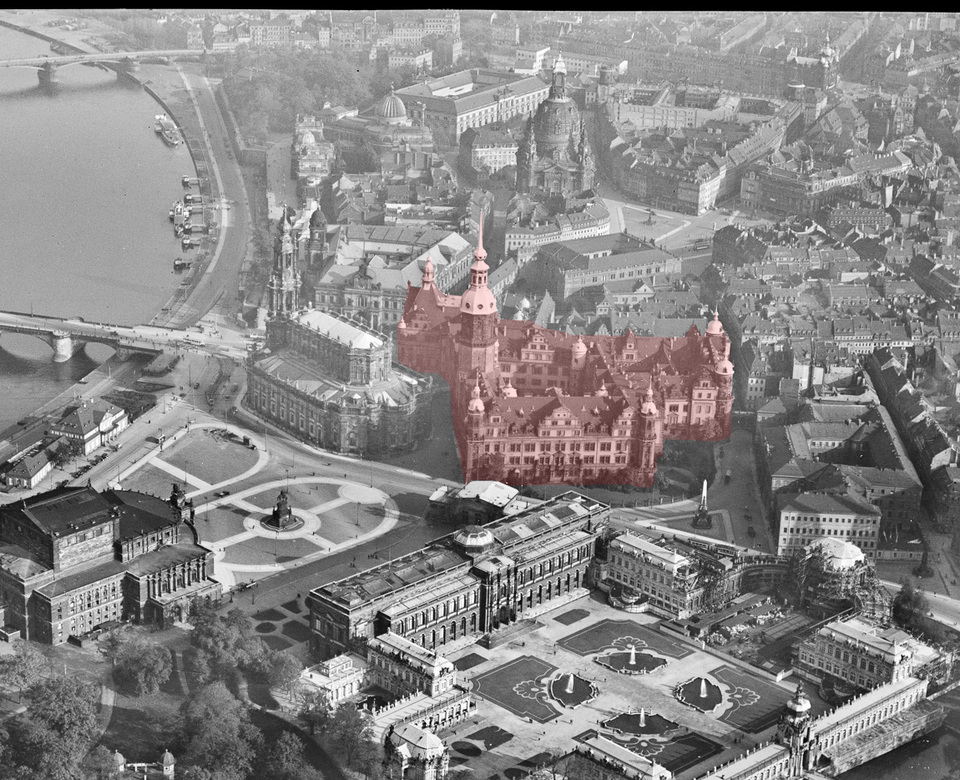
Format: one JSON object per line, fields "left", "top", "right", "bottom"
{"left": 636, "top": 385, "right": 661, "bottom": 487}
{"left": 777, "top": 683, "right": 815, "bottom": 773}
{"left": 268, "top": 213, "right": 301, "bottom": 317}
{"left": 456, "top": 223, "right": 499, "bottom": 391}
{"left": 266, "top": 211, "right": 301, "bottom": 349}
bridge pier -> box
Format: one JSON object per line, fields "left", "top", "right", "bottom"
{"left": 117, "top": 57, "right": 140, "bottom": 81}
{"left": 50, "top": 331, "right": 78, "bottom": 363}
{"left": 38, "top": 61, "right": 59, "bottom": 90}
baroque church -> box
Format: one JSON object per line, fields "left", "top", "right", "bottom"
{"left": 246, "top": 210, "right": 433, "bottom": 457}
{"left": 516, "top": 54, "right": 595, "bottom": 197}
{"left": 397, "top": 226, "right": 733, "bottom": 487}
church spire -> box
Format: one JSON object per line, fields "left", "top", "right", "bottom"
{"left": 474, "top": 219, "right": 487, "bottom": 265}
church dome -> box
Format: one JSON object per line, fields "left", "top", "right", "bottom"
{"left": 532, "top": 95, "right": 581, "bottom": 154}
{"left": 160, "top": 749, "right": 176, "bottom": 767}
{"left": 376, "top": 91, "right": 408, "bottom": 123}
{"left": 571, "top": 336, "right": 587, "bottom": 357}
{"left": 715, "top": 358, "right": 733, "bottom": 376}
{"left": 298, "top": 130, "right": 316, "bottom": 146}
{"left": 113, "top": 751, "right": 125, "bottom": 768}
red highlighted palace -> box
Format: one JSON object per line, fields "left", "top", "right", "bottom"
{"left": 397, "top": 226, "right": 733, "bottom": 487}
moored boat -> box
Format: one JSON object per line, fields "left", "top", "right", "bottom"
{"left": 154, "top": 114, "right": 181, "bottom": 147}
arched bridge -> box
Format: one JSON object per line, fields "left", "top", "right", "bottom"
{"left": 0, "top": 49, "right": 200, "bottom": 87}
{"left": 0, "top": 310, "right": 220, "bottom": 362}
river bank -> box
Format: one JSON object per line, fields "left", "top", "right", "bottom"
{"left": 0, "top": 12, "right": 254, "bottom": 442}
{"left": 0, "top": 9, "right": 252, "bottom": 333}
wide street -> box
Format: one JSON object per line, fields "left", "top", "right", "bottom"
{"left": 137, "top": 62, "right": 253, "bottom": 331}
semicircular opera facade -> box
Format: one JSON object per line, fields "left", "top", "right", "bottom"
{"left": 397, "top": 226, "right": 733, "bottom": 487}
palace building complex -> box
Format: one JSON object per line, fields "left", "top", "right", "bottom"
{"left": 397, "top": 227, "right": 734, "bottom": 487}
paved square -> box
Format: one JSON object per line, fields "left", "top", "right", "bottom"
{"left": 467, "top": 726, "right": 515, "bottom": 751}
{"left": 712, "top": 665, "right": 792, "bottom": 733}
{"left": 558, "top": 618, "right": 693, "bottom": 659}
{"left": 472, "top": 656, "right": 560, "bottom": 723}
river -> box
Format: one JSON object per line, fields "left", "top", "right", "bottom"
{"left": 0, "top": 25, "right": 194, "bottom": 430}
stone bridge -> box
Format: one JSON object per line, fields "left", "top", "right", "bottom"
{"left": 0, "top": 310, "right": 191, "bottom": 362}
{"left": 0, "top": 49, "right": 200, "bottom": 88}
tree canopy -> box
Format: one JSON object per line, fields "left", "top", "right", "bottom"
{"left": 1, "top": 676, "right": 100, "bottom": 780}
{"left": 114, "top": 640, "right": 174, "bottom": 697}
{"left": 893, "top": 579, "right": 947, "bottom": 644}
{"left": 0, "top": 641, "right": 49, "bottom": 702}
{"left": 215, "top": 47, "right": 375, "bottom": 141}
{"left": 257, "top": 732, "right": 323, "bottom": 780}
{"left": 176, "top": 682, "right": 262, "bottom": 780}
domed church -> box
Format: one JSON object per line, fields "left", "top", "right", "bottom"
{"left": 516, "top": 55, "right": 595, "bottom": 197}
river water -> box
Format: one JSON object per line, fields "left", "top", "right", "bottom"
{"left": 0, "top": 25, "right": 194, "bottom": 430}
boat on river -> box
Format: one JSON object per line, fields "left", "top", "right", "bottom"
{"left": 154, "top": 114, "right": 181, "bottom": 147}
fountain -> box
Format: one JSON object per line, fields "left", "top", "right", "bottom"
{"left": 676, "top": 677, "right": 724, "bottom": 713}
{"left": 595, "top": 646, "right": 667, "bottom": 676}
{"left": 549, "top": 672, "right": 599, "bottom": 708}
{"left": 601, "top": 711, "right": 678, "bottom": 737}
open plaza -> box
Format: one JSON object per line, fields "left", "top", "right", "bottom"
{"left": 118, "top": 422, "right": 401, "bottom": 593}
{"left": 438, "top": 595, "right": 828, "bottom": 780}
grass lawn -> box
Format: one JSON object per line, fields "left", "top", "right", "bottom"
{"left": 99, "top": 689, "right": 181, "bottom": 760}
{"left": 195, "top": 505, "right": 251, "bottom": 543}
{"left": 123, "top": 463, "right": 182, "bottom": 498}
{"left": 472, "top": 656, "right": 560, "bottom": 723}
{"left": 159, "top": 432, "right": 260, "bottom": 486}
{"left": 222, "top": 537, "right": 317, "bottom": 566}
{"left": 315, "top": 504, "right": 385, "bottom": 546}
